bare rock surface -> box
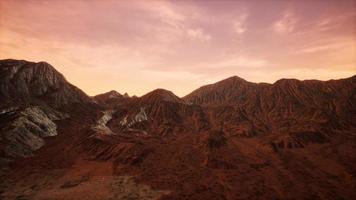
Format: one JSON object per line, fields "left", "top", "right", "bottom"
{"left": 1, "top": 106, "right": 67, "bottom": 158}
{"left": 91, "top": 110, "right": 116, "bottom": 135}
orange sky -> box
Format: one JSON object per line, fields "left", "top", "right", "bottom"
{"left": 0, "top": 0, "right": 355, "bottom": 97}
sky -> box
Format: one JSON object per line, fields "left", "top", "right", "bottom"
{"left": 0, "top": 0, "right": 355, "bottom": 97}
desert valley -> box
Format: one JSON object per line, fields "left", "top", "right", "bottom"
{"left": 0, "top": 59, "right": 355, "bottom": 200}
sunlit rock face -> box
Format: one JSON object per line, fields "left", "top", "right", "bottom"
{"left": 120, "top": 107, "right": 148, "bottom": 128}
{"left": 1, "top": 106, "right": 68, "bottom": 158}
{"left": 92, "top": 110, "right": 116, "bottom": 135}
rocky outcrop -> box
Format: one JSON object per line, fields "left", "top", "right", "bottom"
{"left": 0, "top": 106, "right": 68, "bottom": 158}
{"left": 0, "top": 59, "right": 92, "bottom": 107}
{"left": 92, "top": 110, "right": 116, "bottom": 135}
{"left": 119, "top": 107, "right": 148, "bottom": 128}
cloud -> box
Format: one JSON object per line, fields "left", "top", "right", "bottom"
{"left": 217, "top": 56, "right": 267, "bottom": 69}
{"left": 233, "top": 13, "right": 248, "bottom": 34}
{"left": 296, "top": 42, "right": 351, "bottom": 53}
{"left": 273, "top": 10, "right": 297, "bottom": 34}
{"left": 137, "top": 1, "right": 185, "bottom": 28}
{"left": 314, "top": 12, "right": 356, "bottom": 32}
{"left": 186, "top": 28, "right": 211, "bottom": 41}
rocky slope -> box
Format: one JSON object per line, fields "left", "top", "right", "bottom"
{"left": 0, "top": 106, "right": 68, "bottom": 161}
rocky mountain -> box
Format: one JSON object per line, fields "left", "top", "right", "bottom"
{"left": 139, "top": 89, "right": 185, "bottom": 104}
{"left": 0, "top": 59, "right": 95, "bottom": 164}
{"left": 184, "top": 76, "right": 260, "bottom": 106}
{"left": 93, "top": 90, "right": 129, "bottom": 108}
{"left": 93, "top": 88, "right": 209, "bottom": 137}
{"left": 1, "top": 59, "right": 355, "bottom": 200}
{"left": 184, "top": 75, "right": 356, "bottom": 149}
{"left": 0, "top": 59, "right": 92, "bottom": 108}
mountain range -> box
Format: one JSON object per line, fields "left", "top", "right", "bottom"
{"left": 0, "top": 59, "right": 355, "bottom": 200}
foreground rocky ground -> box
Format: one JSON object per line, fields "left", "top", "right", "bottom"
{"left": 1, "top": 120, "right": 355, "bottom": 199}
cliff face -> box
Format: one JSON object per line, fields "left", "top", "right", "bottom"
{"left": 0, "top": 59, "right": 92, "bottom": 108}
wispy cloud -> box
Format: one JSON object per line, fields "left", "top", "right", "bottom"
{"left": 217, "top": 56, "right": 267, "bottom": 69}
{"left": 314, "top": 12, "right": 356, "bottom": 32}
{"left": 186, "top": 28, "right": 211, "bottom": 42}
{"left": 273, "top": 10, "right": 298, "bottom": 34}
{"left": 296, "top": 42, "right": 351, "bottom": 53}
{"left": 234, "top": 13, "right": 248, "bottom": 34}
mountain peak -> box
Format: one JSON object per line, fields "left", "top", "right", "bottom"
{"left": 148, "top": 88, "right": 174, "bottom": 95}
{"left": 123, "top": 92, "right": 130, "bottom": 98}
{"left": 0, "top": 59, "right": 91, "bottom": 107}
{"left": 106, "top": 90, "right": 122, "bottom": 98}
{"left": 215, "top": 75, "right": 250, "bottom": 86}
{"left": 93, "top": 90, "right": 127, "bottom": 108}
{"left": 224, "top": 75, "right": 247, "bottom": 82}
{"left": 183, "top": 75, "right": 254, "bottom": 105}
{"left": 140, "top": 88, "right": 185, "bottom": 104}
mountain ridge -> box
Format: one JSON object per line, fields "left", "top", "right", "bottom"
{"left": 1, "top": 59, "right": 356, "bottom": 200}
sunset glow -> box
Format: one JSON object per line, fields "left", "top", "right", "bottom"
{"left": 1, "top": 0, "right": 355, "bottom": 96}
